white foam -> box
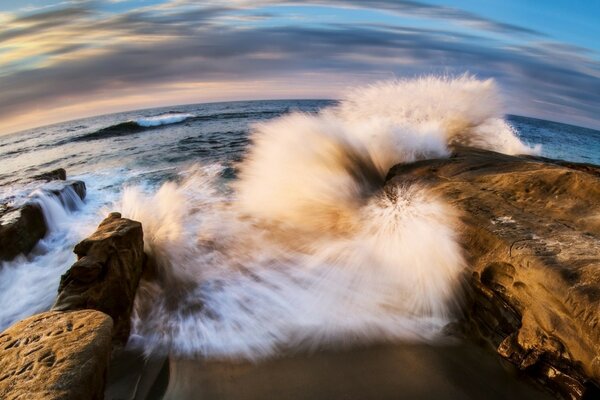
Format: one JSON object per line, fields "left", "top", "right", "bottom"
{"left": 0, "top": 177, "right": 123, "bottom": 331}
{"left": 0, "top": 186, "right": 95, "bottom": 330}
{"left": 135, "top": 113, "right": 194, "bottom": 127}
{"left": 121, "top": 75, "right": 537, "bottom": 360}
{"left": 1, "top": 75, "right": 536, "bottom": 360}
{"left": 123, "top": 166, "right": 465, "bottom": 360}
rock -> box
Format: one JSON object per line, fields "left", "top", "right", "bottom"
{"left": 31, "top": 168, "right": 66, "bottom": 182}
{"left": 0, "top": 204, "right": 46, "bottom": 262}
{"left": 0, "top": 310, "right": 113, "bottom": 400}
{"left": 0, "top": 180, "right": 87, "bottom": 263}
{"left": 46, "top": 180, "right": 87, "bottom": 209}
{"left": 53, "top": 212, "right": 144, "bottom": 344}
{"left": 386, "top": 146, "right": 600, "bottom": 399}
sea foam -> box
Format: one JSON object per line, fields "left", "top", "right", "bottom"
{"left": 123, "top": 75, "right": 536, "bottom": 360}
{"left": 136, "top": 113, "right": 194, "bottom": 127}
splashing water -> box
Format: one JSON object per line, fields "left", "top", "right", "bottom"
{"left": 123, "top": 76, "right": 536, "bottom": 360}
{"left": 0, "top": 185, "right": 91, "bottom": 330}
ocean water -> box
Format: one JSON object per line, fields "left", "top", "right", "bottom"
{"left": 0, "top": 76, "right": 599, "bottom": 361}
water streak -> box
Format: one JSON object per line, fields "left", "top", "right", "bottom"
{"left": 125, "top": 76, "right": 536, "bottom": 359}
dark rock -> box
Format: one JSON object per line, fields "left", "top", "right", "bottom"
{"left": 31, "top": 168, "right": 66, "bottom": 182}
{"left": 0, "top": 180, "right": 87, "bottom": 263}
{"left": 0, "top": 309, "right": 113, "bottom": 400}
{"left": 53, "top": 212, "right": 144, "bottom": 344}
{"left": 47, "top": 180, "right": 87, "bottom": 208}
{"left": 0, "top": 204, "right": 46, "bottom": 262}
{"left": 386, "top": 146, "right": 600, "bottom": 399}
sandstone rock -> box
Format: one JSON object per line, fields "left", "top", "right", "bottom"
{"left": 53, "top": 212, "right": 144, "bottom": 344}
{"left": 0, "top": 310, "right": 113, "bottom": 400}
{"left": 387, "top": 146, "right": 600, "bottom": 399}
{"left": 31, "top": 168, "right": 66, "bottom": 182}
{"left": 0, "top": 204, "right": 46, "bottom": 262}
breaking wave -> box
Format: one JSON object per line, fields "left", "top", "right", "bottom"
{"left": 0, "top": 185, "right": 89, "bottom": 331}
{"left": 64, "top": 113, "right": 193, "bottom": 143}
{"left": 65, "top": 110, "right": 287, "bottom": 143}
{"left": 122, "top": 75, "right": 537, "bottom": 360}
{"left": 135, "top": 113, "right": 195, "bottom": 127}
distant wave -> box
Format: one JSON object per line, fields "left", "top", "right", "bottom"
{"left": 63, "top": 110, "right": 285, "bottom": 144}
{"left": 136, "top": 113, "right": 194, "bottom": 127}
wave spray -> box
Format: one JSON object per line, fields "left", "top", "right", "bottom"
{"left": 123, "top": 75, "right": 536, "bottom": 360}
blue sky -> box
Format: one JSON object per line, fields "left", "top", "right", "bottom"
{"left": 0, "top": 0, "right": 599, "bottom": 133}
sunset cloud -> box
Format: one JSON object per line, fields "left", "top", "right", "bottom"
{"left": 0, "top": 0, "right": 599, "bottom": 134}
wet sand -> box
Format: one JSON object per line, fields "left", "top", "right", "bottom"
{"left": 156, "top": 341, "right": 553, "bottom": 400}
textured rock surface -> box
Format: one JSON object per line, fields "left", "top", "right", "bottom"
{"left": 53, "top": 212, "right": 144, "bottom": 344}
{"left": 387, "top": 146, "right": 600, "bottom": 399}
{"left": 0, "top": 310, "right": 113, "bottom": 400}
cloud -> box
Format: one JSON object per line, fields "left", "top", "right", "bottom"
{"left": 0, "top": 0, "right": 599, "bottom": 134}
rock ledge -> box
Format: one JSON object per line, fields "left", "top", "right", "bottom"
{"left": 387, "top": 146, "right": 600, "bottom": 399}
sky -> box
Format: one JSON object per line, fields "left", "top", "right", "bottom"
{"left": 0, "top": 0, "right": 599, "bottom": 135}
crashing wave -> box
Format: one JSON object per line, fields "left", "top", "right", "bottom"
{"left": 122, "top": 75, "right": 536, "bottom": 360}
{"left": 135, "top": 113, "right": 195, "bottom": 127}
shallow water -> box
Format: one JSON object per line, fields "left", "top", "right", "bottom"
{"left": 162, "top": 342, "right": 552, "bottom": 400}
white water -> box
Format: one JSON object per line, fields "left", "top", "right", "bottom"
{"left": 136, "top": 113, "right": 194, "bottom": 127}
{"left": 0, "top": 76, "right": 537, "bottom": 359}
{"left": 122, "top": 76, "right": 536, "bottom": 360}
{"left": 0, "top": 185, "right": 94, "bottom": 330}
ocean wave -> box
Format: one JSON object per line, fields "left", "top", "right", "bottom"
{"left": 135, "top": 113, "right": 194, "bottom": 127}
{"left": 63, "top": 110, "right": 286, "bottom": 144}
{"left": 65, "top": 121, "right": 146, "bottom": 143}
{"left": 119, "top": 75, "right": 539, "bottom": 360}
{"left": 2, "top": 76, "right": 539, "bottom": 360}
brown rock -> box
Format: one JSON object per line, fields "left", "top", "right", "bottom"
{"left": 53, "top": 212, "right": 144, "bottom": 344}
{"left": 386, "top": 146, "right": 600, "bottom": 399}
{"left": 0, "top": 310, "right": 113, "bottom": 400}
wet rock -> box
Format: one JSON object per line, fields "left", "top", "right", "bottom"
{"left": 53, "top": 212, "right": 144, "bottom": 344}
{"left": 0, "top": 204, "right": 46, "bottom": 262}
{"left": 387, "top": 146, "right": 600, "bottom": 399}
{"left": 46, "top": 180, "right": 87, "bottom": 209}
{"left": 0, "top": 309, "right": 112, "bottom": 400}
{"left": 31, "top": 168, "right": 66, "bottom": 182}
{"left": 0, "top": 180, "right": 87, "bottom": 263}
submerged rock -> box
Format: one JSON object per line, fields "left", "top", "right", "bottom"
{"left": 0, "top": 310, "right": 112, "bottom": 400}
{"left": 31, "top": 168, "right": 67, "bottom": 182}
{"left": 0, "top": 180, "right": 87, "bottom": 263}
{"left": 53, "top": 212, "right": 144, "bottom": 344}
{"left": 387, "top": 146, "right": 600, "bottom": 399}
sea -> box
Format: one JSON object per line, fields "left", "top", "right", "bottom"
{"left": 0, "top": 77, "right": 598, "bottom": 399}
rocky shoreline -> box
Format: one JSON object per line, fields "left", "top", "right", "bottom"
{"left": 1, "top": 209, "right": 145, "bottom": 399}
{"left": 0, "top": 168, "right": 86, "bottom": 262}
{"left": 387, "top": 146, "right": 600, "bottom": 399}
{"left": 1, "top": 149, "right": 599, "bottom": 399}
